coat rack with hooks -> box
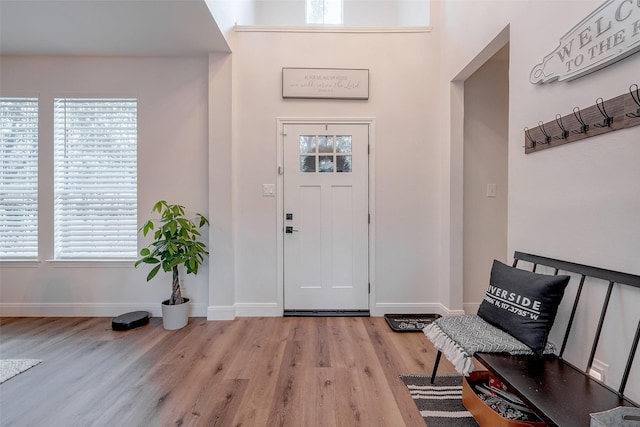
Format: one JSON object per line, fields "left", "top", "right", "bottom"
{"left": 524, "top": 84, "right": 640, "bottom": 154}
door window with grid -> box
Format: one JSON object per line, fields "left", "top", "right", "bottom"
{"left": 299, "top": 135, "right": 352, "bottom": 173}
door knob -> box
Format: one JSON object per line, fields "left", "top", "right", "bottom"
{"left": 285, "top": 226, "right": 299, "bottom": 234}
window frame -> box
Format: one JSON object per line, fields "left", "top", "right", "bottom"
{"left": 0, "top": 96, "right": 39, "bottom": 260}
{"left": 52, "top": 97, "right": 139, "bottom": 260}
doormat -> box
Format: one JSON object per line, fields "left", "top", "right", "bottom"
{"left": 400, "top": 374, "right": 479, "bottom": 427}
{"left": 384, "top": 313, "right": 441, "bottom": 332}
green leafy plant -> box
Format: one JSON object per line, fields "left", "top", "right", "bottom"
{"left": 135, "top": 200, "right": 210, "bottom": 305}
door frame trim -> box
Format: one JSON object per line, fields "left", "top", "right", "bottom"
{"left": 276, "top": 118, "right": 376, "bottom": 315}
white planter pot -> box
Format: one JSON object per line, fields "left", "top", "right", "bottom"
{"left": 161, "top": 297, "right": 190, "bottom": 330}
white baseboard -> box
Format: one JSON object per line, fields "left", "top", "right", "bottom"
{"left": 209, "top": 302, "right": 461, "bottom": 319}
{"left": 0, "top": 302, "right": 208, "bottom": 318}
{"left": 235, "top": 303, "right": 280, "bottom": 317}
{"left": 207, "top": 305, "right": 236, "bottom": 320}
{"left": 0, "top": 301, "right": 472, "bottom": 319}
{"left": 372, "top": 303, "right": 452, "bottom": 317}
{"left": 207, "top": 303, "right": 281, "bottom": 319}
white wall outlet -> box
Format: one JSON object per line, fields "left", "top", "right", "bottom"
{"left": 486, "top": 183, "right": 497, "bottom": 197}
{"left": 589, "top": 359, "right": 609, "bottom": 382}
{"left": 262, "top": 184, "right": 275, "bottom": 197}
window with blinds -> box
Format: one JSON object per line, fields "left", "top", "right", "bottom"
{"left": 0, "top": 97, "right": 39, "bottom": 259}
{"left": 306, "top": 0, "right": 343, "bottom": 24}
{"left": 53, "top": 98, "right": 137, "bottom": 259}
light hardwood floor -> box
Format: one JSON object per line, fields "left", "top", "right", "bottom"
{"left": 0, "top": 316, "right": 456, "bottom": 427}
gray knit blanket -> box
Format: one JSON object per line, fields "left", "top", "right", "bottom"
{"left": 423, "top": 314, "right": 556, "bottom": 375}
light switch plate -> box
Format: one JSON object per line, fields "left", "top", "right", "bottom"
{"left": 589, "top": 359, "right": 608, "bottom": 382}
{"left": 263, "top": 184, "right": 275, "bottom": 197}
{"left": 486, "top": 183, "right": 497, "bottom": 198}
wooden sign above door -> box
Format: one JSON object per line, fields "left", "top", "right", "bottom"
{"left": 282, "top": 68, "right": 369, "bottom": 100}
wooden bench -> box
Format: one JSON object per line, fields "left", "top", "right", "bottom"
{"left": 433, "top": 252, "right": 640, "bottom": 427}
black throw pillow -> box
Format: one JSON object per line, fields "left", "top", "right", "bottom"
{"left": 477, "top": 260, "right": 570, "bottom": 356}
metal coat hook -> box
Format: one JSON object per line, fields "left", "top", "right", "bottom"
{"left": 524, "top": 127, "right": 537, "bottom": 149}
{"left": 538, "top": 121, "right": 551, "bottom": 144}
{"left": 627, "top": 84, "right": 640, "bottom": 118}
{"left": 572, "top": 106, "right": 589, "bottom": 134}
{"left": 555, "top": 114, "right": 569, "bottom": 139}
{"left": 594, "top": 97, "right": 613, "bottom": 127}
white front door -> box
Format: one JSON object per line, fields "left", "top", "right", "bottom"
{"left": 283, "top": 123, "right": 369, "bottom": 311}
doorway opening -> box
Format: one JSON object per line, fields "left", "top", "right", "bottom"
{"left": 447, "top": 25, "right": 510, "bottom": 313}
{"left": 463, "top": 44, "right": 510, "bottom": 314}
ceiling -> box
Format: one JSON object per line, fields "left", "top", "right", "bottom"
{"left": 0, "top": 0, "right": 230, "bottom": 56}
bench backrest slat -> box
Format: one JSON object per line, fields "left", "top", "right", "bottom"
{"left": 587, "top": 280, "right": 614, "bottom": 374}
{"left": 621, "top": 320, "right": 640, "bottom": 395}
{"left": 559, "top": 274, "right": 586, "bottom": 358}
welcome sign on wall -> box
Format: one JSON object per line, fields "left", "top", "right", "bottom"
{"left": 282, "top": 68, "right": 369, "bottom": 99}
{"left": 531, "top": 0, "right": 640, "bottom": 84}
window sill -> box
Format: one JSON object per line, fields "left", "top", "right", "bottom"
{"left": 47, "top": 259, "right": 136, "bottom": 268}
{"left": 0, "top": 260, "right": 41, "bottom": 268}
{"left": 1, "top": 259, "right": 137, "bottom": 268}
{"left": 234, "top": 25, "right": 433, "bottom": 34}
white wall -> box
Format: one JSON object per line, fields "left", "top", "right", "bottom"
{"left": 225, "top": 29, "right": 445, "bottom": 316}
{"left": 208, "top": 51, "right": 236, "bottom": 319}
{"left": 206, "top": 0, "right": 255, "bottom": 43}
{"left": 437, "top": 0, "right": 640, "bottom": 401}
{"left": 0, "top": 56, "right": 210, "bottom": 317}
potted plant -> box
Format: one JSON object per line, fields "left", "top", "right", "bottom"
{"left": 135, "top": 200, "right": 210, "bottom": 330}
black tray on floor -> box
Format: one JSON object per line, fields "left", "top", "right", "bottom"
{"left": 384, "top": 313, "right": 441, "bottom": 332}
{"left": 112, "top": 311, "right": 150, "bottom": 331}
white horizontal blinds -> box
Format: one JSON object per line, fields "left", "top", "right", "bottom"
{"left": 53, "top": 98, "right": 137, "bottom": 258}
{"left": 0, "top": 97, "right": 39, "bottom": 258}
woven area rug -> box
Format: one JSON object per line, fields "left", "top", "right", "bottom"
{"left": 0, "top": 359, "right": 42, "bottom": 384}
{"left": 400, "top": 374, "right": 479, "bottom": 427}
